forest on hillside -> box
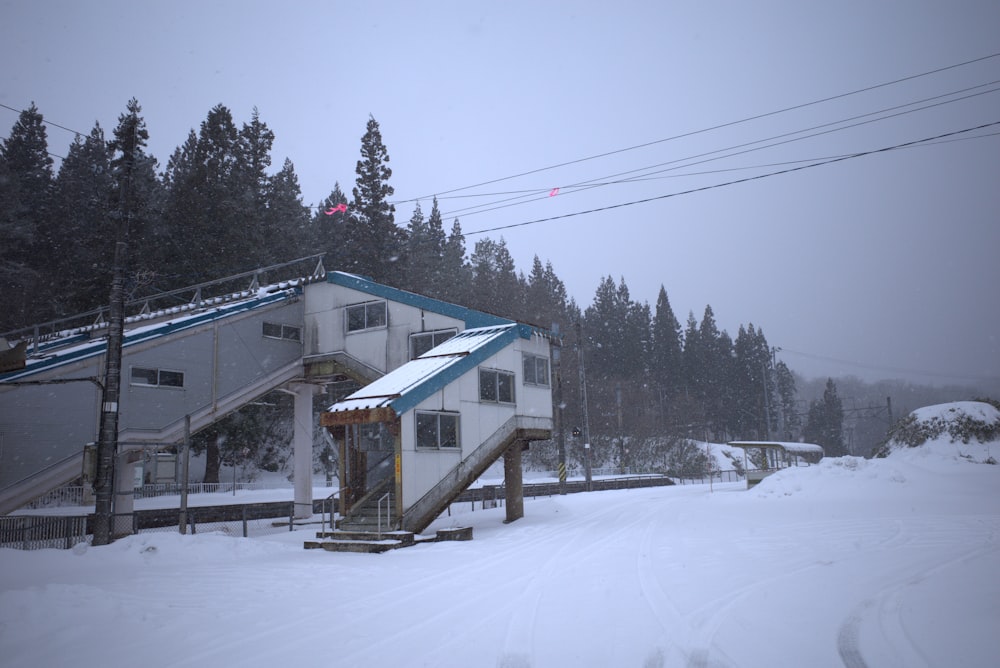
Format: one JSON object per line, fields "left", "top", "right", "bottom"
{"left": 1, "top": 101, "right": 983, "bottom": 479}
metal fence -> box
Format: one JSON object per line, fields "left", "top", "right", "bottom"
{"left": 25, "top": 481, "right": 294, "bottom": 509}
{"left": 1, "top": 502, "right": 301, "bottom": 551}
{"left": 0, "top": 516, "right": 88, "bottom": 550}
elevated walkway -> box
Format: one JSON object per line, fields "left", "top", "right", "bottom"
{"left": 0, "top": 257, "right": 328, "bottom": 515}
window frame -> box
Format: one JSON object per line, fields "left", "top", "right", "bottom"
{"left": 409, "top": 328, "right": 458, "bottom": 360}
{"left": 130, "top": 366, "right": 185, "bottom": 389}
{"left": 522, "top": 353, "right": 551, "bottom": 387}
{"left": 345, "top": 300, "right": 388, "bottom": 333}
{"left": 479, "top": 368, "right": 515, "bottom": 404}
{"left": 415, "top": 411, "right": 461, "bottom": 450}
{"left": 262, "top": 321, "right": 302, "bottom": 342}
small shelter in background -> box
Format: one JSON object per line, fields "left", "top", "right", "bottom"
{"left": 727, "top": 440, "right": 825, "bottom": 489}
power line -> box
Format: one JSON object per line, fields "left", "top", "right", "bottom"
{"left": 399, "top": 52, "right": 1000, "bottom": 204}
{"left": 438, "top": 81, "right": 1000, "bottom": 219}
{"left": 463, "top": 120, "right": 1000, "bottom": 236}
{"left": 0, "top": 101, "right": 85, "bottom": 138}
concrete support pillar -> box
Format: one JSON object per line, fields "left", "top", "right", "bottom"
{"left": 113, "top": 451, "right": 140, "bottom": 537}
{"left": 503, "top": 441, "right": 525, "bottom": 524}
{"left": 291, "top": 382, "right": 318, "bottom": 519}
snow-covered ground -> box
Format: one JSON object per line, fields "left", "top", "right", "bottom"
{"left": 2, "top": 404, "right": 998, "bottom": 667}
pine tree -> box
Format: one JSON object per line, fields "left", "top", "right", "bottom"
{"left": 804, "top": 378, "right": 845, "bottom": 456}
{"left": 314, "top": 182, "right": 350, "bottom": 268}
{"left": 107, "top": 98, "right": 160, "bottom": 294}
{"left": 263, "top": 157, "right": 310, "bottom": 264}
{"left": 159, "top": 104, "right": 246, "bottom": 284}
{"left": 50, "top": 123, "right": 114, "bottom": 314}
{"left": 0, "top": 102, "right": 54, "bottom": 329}
{"left": 437, "top": 219, "right": 470, "bottom": 304}
{"left": 348, "top": 115, "right": 402, "bottom": 283}
{"left": 402, "top": 201, "right": 440, "bottom": 294}
{"left": 650, "top": 285, "right": 683, "bottom": 423}
{"left": 469, "top": 237, "right": 523, "bottom": 318}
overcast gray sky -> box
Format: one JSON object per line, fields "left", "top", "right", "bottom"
{"left": 2, "top": 0, "right": 998, "bottom": 390}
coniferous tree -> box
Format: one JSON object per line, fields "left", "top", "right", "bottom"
{"left": 107, "top": 98, "right": 160, "bottom": 300}
{"left": 773, "top": 360, "right": 800, "bottom": 440}
{"left": 50, "top": 123, "right": 114, "bottom": 315}
{"left": 469, "top": 237, "right": 522, "bottom": 318}
{"left": 437, "top": 219, "right": 471, "bottom": 304}
{"left": 803, "top": 378, "right": 846, "bottom": 456}
{"left": 650, "top": 285, "right": 683, "bottom": 424}
{"left": 263, "top": 157, "right": 311, "bottom": 264}
{"left": 402, "top": 201, "right": 443, "bottom": 295}
{"left": 0, "top": 102, "right": 54, "bottom": 329}
{"left": 314, "top": 182, "right": 350, "bottom": 269}
{"left": 348, "top": 115, "right": 402, "bottom": 283}
{"left": 159, "top": 104, "right": 251, "bottom": 284}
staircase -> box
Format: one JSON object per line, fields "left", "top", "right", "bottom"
{"left": 338, "top": 477, "right": 396, "bottom": 533}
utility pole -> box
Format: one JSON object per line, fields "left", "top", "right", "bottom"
{"left": 575, "top": 322, "right": 592, "bottom": 491}
{"left": 92, "top": 106, "right": 139, "bottom": 546}
{"left": 552, "top": 324, "right": 566, "bottom": 495}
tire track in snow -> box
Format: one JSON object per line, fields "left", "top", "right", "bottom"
{"left": 836, "top": 539, "right": 1000, "bottom": 668}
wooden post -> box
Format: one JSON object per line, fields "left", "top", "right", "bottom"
{"left": 503, "top": 441, "right": 525, "bottom": 524}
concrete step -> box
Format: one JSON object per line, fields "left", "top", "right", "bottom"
{"left": 303, "top": 526, "right": 472, "bottom": 553}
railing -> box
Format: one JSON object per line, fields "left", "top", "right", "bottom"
{"left": 320, "top": 486, "right": 349, "bottom": 535}
{"left": 377, "top": 492, "right": 391, "bottom": 539}
{"left": 1, "top": 253, "right": 327, "bottom": 351}
{"left": 0, "top": 515, "right": 88, "bottom": 550}
{"left": 24, "top": 480, "right": 295, "bottom": 509}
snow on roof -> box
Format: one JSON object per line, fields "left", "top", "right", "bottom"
{"left": 1, "top": 287, "right": 299, "bottom": 382}
{"left": 327, "top": 324, "right": 526, "bottom": 419}
{"left": 728, "top": 441, "right": 826, "bottom": 455}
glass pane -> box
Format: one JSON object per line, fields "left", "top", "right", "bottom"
{"left": 346, "top": 305, "right": 366, "bottom": 331}
{"left": 282, "top": 325, "right": 301, "bottom": 341}
{"left": 416, "top": 413, "right": 438, "bottom": 448}
{"left": 158, "top": 370, "right": 184, "bottom": 387}
{"left": 537, "top": 358, "right": 549, "bottom": 386}
{"left": 433, "top": 330, "right": 456, "bottom": 346}
{"left": 130, "top": 367, "right": 158, "bottom": 386}
{"left": 523, "top": 356, "right": 536, "bottom": 384}
{"left": 262, "top": 322, "right": 282, "bottom": 338}
{"left": 497, "top": 372, "right": 514, "bottom": 403}
{"left": 439, "top": 414, "right": 459, "bottom": 448}
{"left": 479, "top": 370, "right": 497, "bottom": 401}
{"left": 366, "top": 301, "right": 387, "bottom": 328}
{"left": 411, "top": 333, "right": 434, "bottom": 359}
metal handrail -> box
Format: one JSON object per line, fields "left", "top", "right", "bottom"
{"left": 376, "top": 492, "right": 391, "bottom": 539}
{"left": 320, "top": 486, "right": 350, "bottom": 535}
{"left": 1, "top": 253, "right": 327, "bottom": 347}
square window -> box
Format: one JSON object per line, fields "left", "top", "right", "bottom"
{"left": 415, "top": 412, "right": 460, "bottom": 449}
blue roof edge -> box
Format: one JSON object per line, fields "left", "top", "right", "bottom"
{"left": 327, "top": 271, "right": 513, "bottom": 329}
{"left": 388, "top": 325, "right": 524, "bottom": 416}
{"left": 1, "top": 288, "right": 298, "bottom": 382}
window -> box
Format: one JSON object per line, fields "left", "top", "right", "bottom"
{"left": 262, "top": 322, "right": 301, "bottom": 341}
{"left": 409, "top": 328, "right": 457, "bottom": 359}
{"left": 479, "top": 368, "right": 515, "bottom": 404}
{"left": 130, "top": 366, "right": 184, "bottom": 388}
{"left": 346, "top": 300, "right": 387, "bottom": 332}
{"left": 523, "top": 353, "right": 550, "bottom": 387}
{"left": 416, "top": 411, "right": 460, "bottom": 449}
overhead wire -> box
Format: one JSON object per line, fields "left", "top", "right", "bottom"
{"left": 397, "top": 52, "right": 1000, "bottom": 205}
{"left": 461, "top": 120, "right": 1000, "bottom": 236}
{"left": 436, "top": 81, "right": 1000, "bottom": 219}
